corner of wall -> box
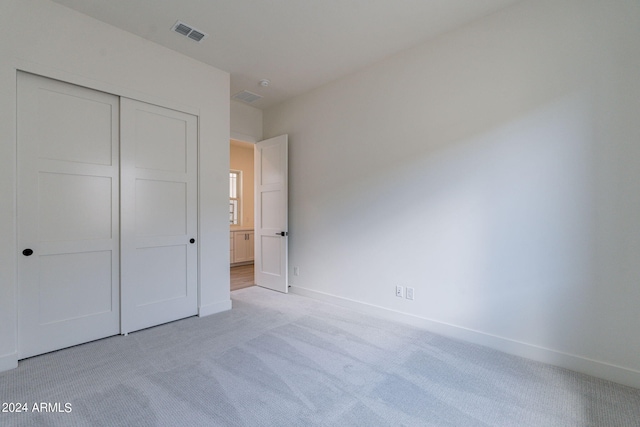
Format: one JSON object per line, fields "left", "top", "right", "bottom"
{"left": 0, "top": 63, "right": 17, "bottom": 366}
{"left": 199, "top": 299, "right": 232, "bottom": 317}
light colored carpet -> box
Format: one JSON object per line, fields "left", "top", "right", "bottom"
{"left": 1, "top": 286, "right": 639, "bottom": 426}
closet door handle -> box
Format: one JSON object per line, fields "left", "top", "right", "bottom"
{"left": 189, "top": 238, "right": 195, "bottom": 244}
{"left": 22, "top": 248, "right": 34, "bottom": 256}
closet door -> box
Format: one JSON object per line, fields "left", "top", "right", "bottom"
{"left": 120, "top": 98, "right": 198, "bottom": 334}
{"left": 17, "top": 72, "right": 120, "bottom": 359}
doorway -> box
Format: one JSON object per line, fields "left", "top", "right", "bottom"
{"left": 229, "top": 135, "right": 289, "bottom": 293}
{"left": 230, "top": 139, "right": 256, "bottom": 290}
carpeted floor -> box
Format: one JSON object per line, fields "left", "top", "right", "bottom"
{"left": 1, "top": 286, "right": 639, "bottom": 426}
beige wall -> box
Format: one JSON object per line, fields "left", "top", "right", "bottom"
{"left": 230, "top": 141, "right": 255, "bottom": 228}
{"left": 264, "top": 0, "right": 640, "bottom": 387}
{"left": 0, "top": 0, "right": 230, "bottom": 371}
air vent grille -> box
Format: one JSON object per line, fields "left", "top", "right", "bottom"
{"left": 188, "top": 30, "right": 206, "bottom": 42}
{"left": 174, "top": 23, "right": 191, "bottom": 36}
{"left": 232, "top": 90, "right": 262, "bottom": 104}
{"left": 172, "top": 21, "right": 208, "bottom": 43}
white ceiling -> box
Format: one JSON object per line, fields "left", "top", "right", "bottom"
{"left": 51, "top": 0, "right": 522, "bottom": 109}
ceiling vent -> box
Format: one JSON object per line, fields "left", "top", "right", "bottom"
{"left": 172, "top": 21, "right": 208, "bottom": 43}
{"left": 232, "top": 90, "right": 262, "bottom": 104}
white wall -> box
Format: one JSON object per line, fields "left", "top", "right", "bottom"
{"left": 264, "top": 0, "right": 640, "bottom": 387}
{"left": 231, "top": 100, "right": 263, "bottom": 142}
{"left": 0, "top": 0, "right": 230, "bottom": 371}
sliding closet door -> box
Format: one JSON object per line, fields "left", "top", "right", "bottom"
{"left": 120, "top": 98, "right": 198, "bottom": 334}
{"left": 17, "top": 72, "right": 120, "bottom": 359}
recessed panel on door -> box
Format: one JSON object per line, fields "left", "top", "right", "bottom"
{"left": 135, "top": 179, "right": 187, "bottom": 237}
{"left": 260, "top": 144, "right": 282, "bottom": 185}
{"left": 260, "top": 236, "right": 282, "bottom": 276}
{"left": 17, "top": 72, "right": 120, "bottom": 360}
{"left": 260, "top": 190, "right": 281, "bottom": 229}
{"left": 135, "top": 245, "right": 188, "bottom": 306}
{"left": 36, "top": 88, "right": 113, "bottom": 165}
{"left": 38, "top": 251, "right": 113, "bottom": 324}
{"left": 134, "top": 109, "right": 187, "bottom": 173}
{"left": 38, "top": 173, "right": 113, "bottom": 242}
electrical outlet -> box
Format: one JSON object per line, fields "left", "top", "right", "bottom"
{"left": 396, "top": 285, "right": 403, "bottom": 298}
{"left": 406, "top": 287, "right": 414, "bottom": 300}
{"left": 293, "top": 266, "right": 299, "bottom": 276}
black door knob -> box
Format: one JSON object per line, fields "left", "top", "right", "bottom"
{"left": 23, "top": 249, "right": 33, "bottom": 256}
{"left": 189, "top": 238, "right": 195, "bottom": 244}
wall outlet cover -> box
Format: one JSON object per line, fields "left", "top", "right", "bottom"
{"left": 406, "top": 287, "right": 414, "bottom": 300}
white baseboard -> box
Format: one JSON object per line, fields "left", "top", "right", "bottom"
{"left": 0, "top": 353, "right": 18, "bottom": 373}
{"left": 290, "top": 285, "right": 640, "bottom": 389}
{"left": 198, "top": 299, "right": 232, "bottom": 317}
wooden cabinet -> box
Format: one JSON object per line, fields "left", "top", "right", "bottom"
{"left": 230, "top": 230, "right": 254, "bottom": 265}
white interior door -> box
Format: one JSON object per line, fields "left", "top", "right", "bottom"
{"left": 254, "top": 135, "right": 288, "bottom": 293}
{"left": 120, "top": 98, "right": 198, "bottom": 334}
{"left": 17, "top": 72, "right": 120, "bottom": 359}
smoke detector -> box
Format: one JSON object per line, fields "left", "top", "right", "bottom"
{"left": 171, "top": 21, "right": 208, "bottom": 43}
{"left": 259, "top": 79, "right": 270, "bottom": 87}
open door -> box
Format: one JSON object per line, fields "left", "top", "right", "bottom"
{"left": 254, "top": 135, "right": 288, "bottom": 293}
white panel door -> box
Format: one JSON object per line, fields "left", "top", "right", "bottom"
{"left": 17, "top": 72, "right": 120, "bottom": 359}
{"left": 255, "top": 135, "right": 288, "bottom": 293}
{"left": 120, "top": 98, "right": 198, "bottom": 334}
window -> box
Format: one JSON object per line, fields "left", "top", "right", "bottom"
{"left": 230, "top": 171, "right": 241, "bottom": 225}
